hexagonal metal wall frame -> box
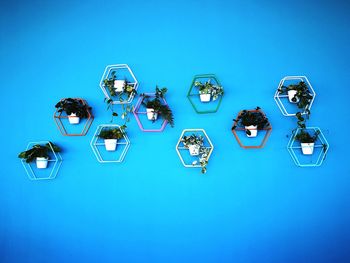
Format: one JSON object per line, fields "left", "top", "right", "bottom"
{"left": 20, "top": 141, "right": 63, "bottom": 181}
{"left": 90, "top": 124, "right": 130, "bottom": 163}
{"left": 99, "top": 64, "right": 139, "bottom": 105}
{"left": 187, "top": 74, "right": 224, "bottom": 114}
{"left": 274, "top": 76, "right": 316, "bottom": 117}
{"left": 133, "top": 93, "right": 169, "bottom": 132}
{"left": 287, "top": 127, "right": 329, "bottom": 167}
{"left": 231, "top": 109, "right": 272, "bottom": 149}
{"left": 175, "top": 128, "right": 214, "bottom": 169}
{"left": 53, "top": 98, "right": 94, "bottom": 136}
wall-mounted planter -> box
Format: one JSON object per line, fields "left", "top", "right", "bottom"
{"left": 90, "top": 124, "right": 130, "bottom": 163}
{"left": 54, "top": 98, "right": 94, "bottom": 136}
{"left": 20, "top": 141, "right": 63, "bottom": 181}
{"left": 99, "top": 64, "right": 138, "bottom": 105}
{"left": 175, "top": 129, "right": 214, "bottom": 173}
{"left": 287, "top": 127, "right": 329, "bottom": 167}
{"left": 187, "top": 74, "right": 224, "bottom": 114}
{"left": 274, "top": 76, "right": 316, "bottom": 117}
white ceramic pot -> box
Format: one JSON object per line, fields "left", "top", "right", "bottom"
{"left": 199, "top": 92, "right": 211, "bottom": 102}
{"left": 104, "top": 139, "right": 118, "bottom": 151}
{"left": 189, "top": 144, "right": 200, "bottom": 156}
{"left": 114, "top": 80, "right": 125, "bottom": 92}
{"left": 245, "top": 125, "right": 258, "bottom": 137}
{"left": 301, "top": 142, "right": 314, "bottom": 155}
{"left": 146, "top": 108, "right": 158, "bottom": 121}
{"left": 36, "top": 157, "right": 48, "bottom": 169}
{"left": 288, "top": 90, "right": 299, "bottom": 103}
{"left": 68, "top": 113, "right": 80, "bottom": 124}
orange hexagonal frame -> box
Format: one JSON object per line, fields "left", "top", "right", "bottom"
{"left": 54, "top": 98, "right": 94, "bottom": 136}
{"left": 231, "top": 109, "right": 272, "bottom": 149}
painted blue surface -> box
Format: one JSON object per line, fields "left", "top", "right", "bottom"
{"left": 1, "top": 0, "right": 350, "bottom": 262}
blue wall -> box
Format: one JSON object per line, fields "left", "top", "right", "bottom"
{"left": 1, "top": 0, "right": 350, "bottom": 262}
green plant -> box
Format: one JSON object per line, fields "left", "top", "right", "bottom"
{"left": 104, "top": 98, "right": 134, "bottom": 124}
{"left": 294, "top": 129, "right": 319, "bottom": 143}
{"left": 232, "top": 107, "right": 270, "bottom": 135}
{"left": 141, "top": 86, "right": 174, "bottom": 127}
{"left": 278, "top": 81, "right": 313, "bottom": 113}
{"left": 181, "top": 134, "right": 209, "bottom": 174}
{"left": 194, "top": 79, "right": 224, "bottom": 100}
{"left": 18, "top": 142, "right": 61, "bottom": 163}
{"left": 103, "top": 71, "right": 137, "bottom": 99}
{"left": 55, "top": 98, "right": 91, "bottom": 118}
{"left": 98, "top": 125, "right": 126, "bottom": 140}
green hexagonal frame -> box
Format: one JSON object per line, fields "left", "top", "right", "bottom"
{"left": 187, "top": 74, "right": 224, "bottom": 114}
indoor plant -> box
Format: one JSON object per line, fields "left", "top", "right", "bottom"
{"left": 97, "top": 125, "right": 126, "bottom": 151}
{"left": 278, "top": 81, "right": 313, "bottom": 111}
{"left": 232, "top": 107, "right": 269, "bottom": 137}
{"left": 181, "top": 134, "right": 209, "bottom": 174}
{"left": 103, "top": 71, "right": 137, "bottom": 99}
{"left": 18, "top": 142, "right": 61, "bottom": 169}
{"left": 55, "top": 98, "right": 91, "bottom": 124}
{"left": 194, "top": 79, "right": 224, "bottom": 102}
{"left": 294, "top": 129, "right": 319, "bottom": 155}
{"left": 141, "top": 87, "right": 174, "bottom": 127}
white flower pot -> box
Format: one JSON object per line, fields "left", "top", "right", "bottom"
{"left": 245, "top": 125, "right": 258, "bottom": 137}
{"left": 288, "top": 90, "right": 299, "bottom": 103}
{"left": 189, "top": 144, "right": 200, "bottom": 156}
{"left": 301, "top": 142, "right": 314, "bottom": 155}
{"left": 199, "top": 92, "right": 211, "bottom": 102}
{"left": 104, "top": 139, "right": 118, "bottom": 151}
{"left": 114, "top": 80, "right": 125, "bottom": 92}
{"left": 68, "top": 113, "right": 80, "bottom": 124}
{"left": 36, "top": 157, "right": 48, "bottom": 169}
{"left": 146, "top": 108, "right": 158, "bottom": 120}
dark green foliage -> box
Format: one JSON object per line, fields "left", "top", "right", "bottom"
{"left": 232, "top": 107, "right": 269, "bottom": 135}
{"left": 294, "top": 129, "right": 319, "bottom": 143}
{"left": 98, "top": 126, "right": 126, "bottom": 140}
{"left": 18, "top": 142, "right": 61, "bottom": 163}
{"left": 278, "top": 81, "right": 313, "bottom": 111}
{"left": 141, "top": 86, "right": 174, "bottom": 127}
{"left": 194, "top": 79, "right": 224, "bottom": 100}
{"left": 55, "top": 98, "right": 91, "bottom": 118}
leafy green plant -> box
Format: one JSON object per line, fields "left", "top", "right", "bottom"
{"left": 194, "top": 79, "right": 224, "bottom": 100}
{"left": 103, "top": 71, "right": 137, "bottom": 99}
{"left": 181, "top": 134, "right": 209, "bottom": 174}
{"left": 98, "top": 125, "right": 126, "bottom": 140}
{"left": 294, "top": 129, "right": 319, "bottom": 143}
{"left": 278, "top": 81, "right": 313, "bottom": 113}
{"left": 55, "top": 98, "right": 91, "bottom": 118}
{"left": 18, "top": 142, "right": 61, "bottom": 163}
{"left": 232, "top": 107, "right": 270, "bottom": 135}
{"left": 104, "top": 98, "right": 134, "bottom": 124}
{"left": 141, "top": 86, "right": 174, "bottom": 127}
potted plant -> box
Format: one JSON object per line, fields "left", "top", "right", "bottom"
{"left": 18, "top": 142, "right": 61, "bottom": 169}
{"left": 278, "top": 81, "right": 313, "bottom": 110}
{"left": 194, "top": 79, "right": 224, "bottom": 102}
{"left": 141, "top": 87, "right": 174, "bottom": 127}
{"left": 55, "top": 98, "right": 91, "bottom": 124}
{"left": 98, "top": 125, "right": 126, "bottom": 151}
{"left": 294, "top": 129, "right": 319, "bottom": 155}
{"left": 232, "top": 107, "right": 269, "bottom": 137}
{"left": 103, "top": 71, "right": 137, "bottom": 99}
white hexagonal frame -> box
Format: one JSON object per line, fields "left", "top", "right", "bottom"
{"left": 175, "top": 129, "right": 214, "bottom": 169}
{"left": 90, "top": 124, "right": 130, "bottom": 163}
{"left": 274, "top": 76, "right": 316, "bottom": 116}
{"left": 99, "top": 64, "right": 139, "bottom": 105}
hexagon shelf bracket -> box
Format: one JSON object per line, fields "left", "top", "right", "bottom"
{"left": 53, "top": 98, "right": 94, "bottom": 136}
{"left": 187, "top": 74, "right": 224, "bottom": 114}
{"left": 20, "top": 141, "right": 63, "bottom": 181}
{"left": 231, "top": 109, "right": 272, "bottom": 149}
{"left": 175, "top": 129, "right": 214, "bottom": 169}
{"left": 133, "top": 93, "right": 169, "bottom": 132}
{"left": 274, "top": 76, "right": 316, "bottom": 117}
{"left": 99, "top": 64, "right": 138, "bottom": 105}
{"left": 287, "top": 127, "right": 329, "bottom": 167}
{"left": 90, "top": 124, "right": 130, "bottom": 163}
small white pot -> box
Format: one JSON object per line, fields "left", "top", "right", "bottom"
{"left": 146, "top": 108, "right": 158, "bottom": 121}
{"left": 188, "top": 144, "right": 200, "bottom": 156}
{"left": 245, "top": 125, "right": 258, "bottom": 137}
{"left": 199, "top": 92, "right": 211, "bottom": 102}
{"left": 36, "top": 157, "right": 48, "bottom": 169}
{"left": 288, "top": 90, "right": 299, "bottom": 103}
{"left": 104, "top": 139, "right": 118, "bottom": 151}
{"left": 68, "top": 113, "right": 80, "bottom": 124}
{"left": 114, "top": 80, "right": 125, "bottom": 92}
{"left": 301, "top": 142, "right": 314, "bottom": 155}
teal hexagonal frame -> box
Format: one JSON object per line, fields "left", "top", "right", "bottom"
{"left": 187, "top": 74, "right": 224, "bottom": 114}
{"left": 287, "top": 127, "right": 329, "bottom": 167}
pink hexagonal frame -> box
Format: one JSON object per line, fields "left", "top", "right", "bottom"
{"left": 133, "top": 93, "right": 169, "bottom": 132}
